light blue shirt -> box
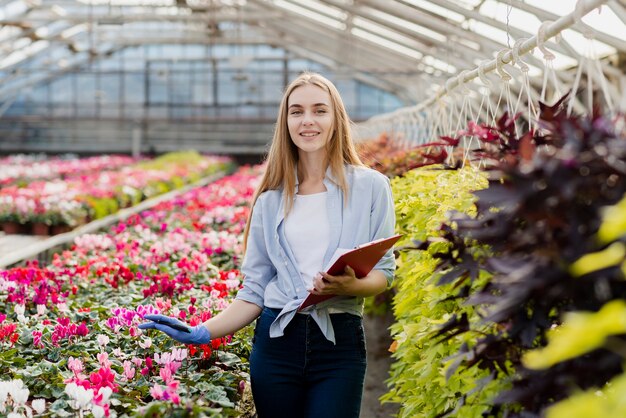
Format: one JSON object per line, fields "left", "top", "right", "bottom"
{"left": 235, "top": 164, "right": 396, "bottom": 343}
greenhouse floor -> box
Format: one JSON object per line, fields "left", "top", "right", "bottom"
{"left": 362, "top": 311, "right": 401, "bottom": 417}
{"left": 0, "top": 232, "right": 47, "bottom": 261}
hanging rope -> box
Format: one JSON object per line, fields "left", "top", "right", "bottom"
{"left": 359, "top": 0, "right": 611, "bottom": 141}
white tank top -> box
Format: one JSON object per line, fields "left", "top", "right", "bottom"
{"left": 284, "top": 191, "right": 330, "bottom": 291}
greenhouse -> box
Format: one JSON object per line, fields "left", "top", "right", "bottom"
{"left": 0, "top": 0, "right": 625, "bottom": 417}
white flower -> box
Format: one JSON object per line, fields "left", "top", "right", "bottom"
{"left": 14, "top": 305, "right": 25, "bottom": 316}
{"left": 97, "top": 334, "right": 110, "bottom": 347}
{"left": 138, "top": 337, "right": 152, "bottom": 349}
{"left": 36, "top": 304, "right": 46, "bottom": 316}
{"left": 64, "top": 382, "right": 93, "bottom": 409}
{"left": 97, "top": 387, "right": 112, "bottom": 403}
{"left": 31, "top": 399, "right": 46, "bottom": 414}
{"left": 92, "top": 405, "right": 105, "bottom": 418}
{"left": 11, "top": 387, "right": 29, "bottom": 405}
{"left": 7, "top": 412, "right": 25, "bottom": 418}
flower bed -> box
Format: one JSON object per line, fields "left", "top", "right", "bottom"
{"left": 0, "top": 155, "right": 138, "bottom": 188}
{"left": 0, "top": 152, "right": 233, "bottom": 234}
{"left": 0, "top": 166, "right": 261, "bottom": 417}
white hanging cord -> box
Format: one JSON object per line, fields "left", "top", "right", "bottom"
{"left": 593, "top": 60, "right": 615, "bottom": 114}
{"left": 569, "top": 1, "right": 615, "bottom": 115}
{"left": 537, "top": 21, "right": 564, "bottom": 104}
{"left": 511, "top": 38, "right": 539, "bottom": 132}
{"left": 619, "top": 76, "right": 626, "bottom": 112}
{"left": 567, "top": 58, "right": 585, "bottom": 116}
{"left": 361, "top": 0, "right": 609, "bottom": 131}
{"left": 586, "top": 55, "right": 594, "bottom": 111}
{"left": 477, "top": 60, "right": 499, "bottom": 126}
{"left": 496, "top": 48, "right": 515, "bottom": 116}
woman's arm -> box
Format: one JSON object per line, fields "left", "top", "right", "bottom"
{"left": 202, "top": 299, "right": 262, "bottom": 339}
{"left": 310, "top": 266, "right": 387, "bottom": 298}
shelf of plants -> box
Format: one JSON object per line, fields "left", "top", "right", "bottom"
{"left": 0, "top": 151, "right": 232, "bottom": 236}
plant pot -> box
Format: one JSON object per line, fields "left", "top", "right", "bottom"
{"left": 51, "top": 224, "right": 73, "bottom": 235}
{"left": 31, "top": 222, "right": 50, "bottom": 236}
{"left": 2, "top": 221, "right": 26, "bottom": 235}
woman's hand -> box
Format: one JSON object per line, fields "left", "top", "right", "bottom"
{"left": 138, "top": 314, "right": 211, "bottom": 345}
{"left": 310, "top": 267, "right": 388, "bottom": 298}
{"left": 310, "top": 266, "right": 359, "bottom": 296}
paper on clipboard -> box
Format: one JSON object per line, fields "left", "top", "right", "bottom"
{"left": 298, "top": 234, "right": 401, "bottom": 311}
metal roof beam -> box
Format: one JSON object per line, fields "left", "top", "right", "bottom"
{"left": 0, "top": 46, "right": 123, "bottom": 102}
{"left": 250, "top": 1, "right": 418, "bottom": 72}
{"left": 505, "top": 0, "right": 626, "bottom": 52}
{"left": 2, "top": 8, "right": 282, "bottom": 24}
{"left": 365, "top": 0, "right": 509, "bottom": 55}
{"left": 608, "top": 0, "right": 626, "bottom": 25}
{"left": 254, "top": 21, "right": 425, "bottom": 97}
{"left": 318, "top": 0, "right": 478, "bottom": 71}
{"left": 249, "top": 14, "right": 428, "bottom": 101}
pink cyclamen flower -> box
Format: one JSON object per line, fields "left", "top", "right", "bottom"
{"left": 150, "top": 384, "right": 164, "bottom": 400}
{"left": 97, "top": 352, "right": 111, "bottom": 367}
{"left": 159, "top": 367, "right": 173, "bottom": 384}
{"left": 68, "top": 357, "right": 84, "bottom": 375}
{"left": 123, "top": 360, "right": 135, "bottom": 381}
{"left": 32, "top": 330, "right": 43, "bottom": 348}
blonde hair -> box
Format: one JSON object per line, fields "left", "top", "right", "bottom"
{"left": 243, "top": 71, "right": 364, "bottom": 250}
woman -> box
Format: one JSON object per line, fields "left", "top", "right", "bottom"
{"left": 139, "top": 72, "right": 396, "bottom": 418}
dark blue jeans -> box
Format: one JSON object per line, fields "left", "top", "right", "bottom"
{"left": 249, "top": 307, "right": 367, "bottom": 418}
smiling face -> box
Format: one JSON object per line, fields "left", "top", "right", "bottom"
{"left": 287, "top": 84, "right": 334, "bottom": 160}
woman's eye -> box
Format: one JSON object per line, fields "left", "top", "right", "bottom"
{"left": 316, "top": 109, "right": 327, "bottom": 114}
{"left": 290, "top": 111, "right": 302, "bottom": 115}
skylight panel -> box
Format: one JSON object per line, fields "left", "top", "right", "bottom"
{"left": 272, "top": 0, "right": 346, "bottom": 31}
{"left": 362, "top": 6, "right": 447, "bottom": 43}
{"left": 0, "top": 26, "right": 21, "bottom": 43}
{"left": 76, "top": 0, "right": 176, "bottom": 5}
{"left": 479, "top": 0, "right": 542, "bottom": 35}
{"left": 0, "top": 39, "right": 48, "bottom": 69}
{"left": 465, "top": 19, "right": 508, "bottom": 46}
{"left": 402, "top": 0, "right": 466, "bottom": 23}
{"left": 352, "top": 16, "right": 431, "bottom": 51}
{"left": 60, "top": 24, "right": 88, "bottom": 40}
{"left": 2, "top": 0, "right": 29, "bottom": 20}
{"left": 422, "top": 55, "right": 456, "bottom": 73}
{"left": 351, "top": 27, "right": 422, "bottom": 61}
{"left": 509, "top": 0, "right": 625, "bottom": 46}
{"left": 290, "top": 0, "right": 348, "bottom": 21}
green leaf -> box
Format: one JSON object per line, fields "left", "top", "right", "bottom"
{"left": 523, "top": 300, "right": 626, "bottom": 370}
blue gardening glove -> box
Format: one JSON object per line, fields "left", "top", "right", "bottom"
{"left": 138, "top": 314, "right": 211, "bottom": 345}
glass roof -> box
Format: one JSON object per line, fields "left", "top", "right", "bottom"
{"left": 0, "top": 0, "right": 623, "bottom": 106}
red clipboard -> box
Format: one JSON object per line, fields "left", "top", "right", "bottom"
{"left": 298, "top": 234, "right": 402, "bottom": 311}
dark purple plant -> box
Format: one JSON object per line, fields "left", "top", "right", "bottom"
{"left": 416, "top": 98, "right": 626, "bottom": 417}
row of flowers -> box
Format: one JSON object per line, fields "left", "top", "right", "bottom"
{"left": 0, "top": 151, "right": 233, "bottom": 234}
{"left": 0, "top": 165, "right": 262, "bottom": 417}
{"left": 0, "top": 155, "right": 138, "bottom": 188}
